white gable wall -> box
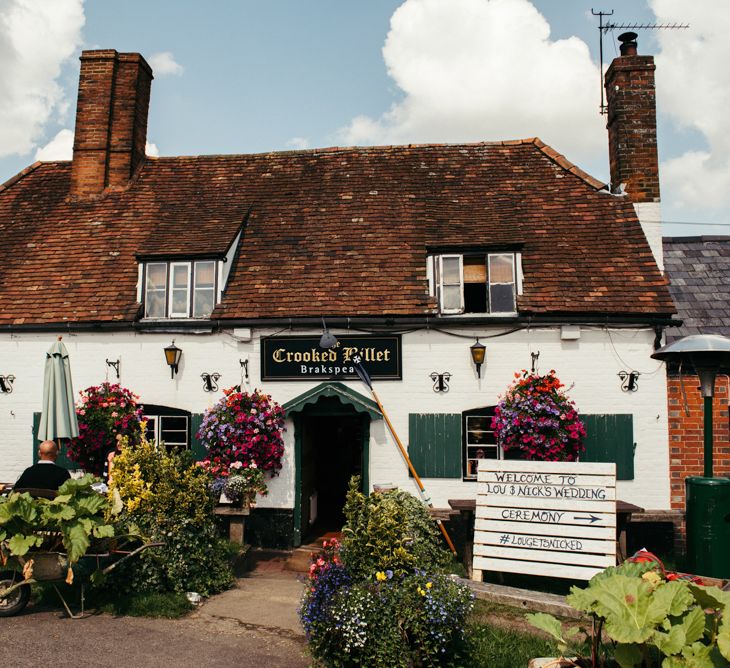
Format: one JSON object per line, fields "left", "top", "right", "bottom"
{"left": 0, "top": 325, "right": 669, "bottom": 511}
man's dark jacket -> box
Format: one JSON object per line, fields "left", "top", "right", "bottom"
{"left": 14, "top": 462, "right": 70, "bottom": 491}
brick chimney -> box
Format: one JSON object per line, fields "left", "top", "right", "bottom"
{"left": 605, "top": 33, "right": 663, "bottom": 269}
{"left": 70, "top": 50, "right": 153, "bottom": 197}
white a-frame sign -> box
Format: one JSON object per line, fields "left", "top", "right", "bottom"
{"left": 473, "top": 460, "right": 617, "bottom": 581}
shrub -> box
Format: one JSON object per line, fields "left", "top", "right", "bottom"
{"left": 68, "top": 383, "right": 143, "bottom": 475}
{"left": 107, "top": 433, "right": 234, "bottom": 596}
{"left": 492, "top": 369, "right": 585, "bottom": 461}
{"left": 197, "top": 387, "right": 286, "bottom": 477}
{"left": 339, "top": 477, "right": 453, "bottom": 580}
{"left": 527, "top": 560, "right": 730, "bottom": 667}
{"left": 300, "top": 483, "right": 473, "bottom": 666}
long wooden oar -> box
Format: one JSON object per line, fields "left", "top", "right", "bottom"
{"left": 353, "top": 359, "right": 457, "bottom": 555}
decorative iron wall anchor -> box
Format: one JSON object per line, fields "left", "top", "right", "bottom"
{"left": 201, "top": 372, "right": 221, "bottom": 392}
{"left": 430, "top": 372, "right": 451, "bottom": 393}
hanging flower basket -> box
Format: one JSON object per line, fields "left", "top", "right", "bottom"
{"left": 67, "top": 383, "right": 144, "bottom": 475}
{"left": 492, "top": 370, "right": 585, "bottom": 462}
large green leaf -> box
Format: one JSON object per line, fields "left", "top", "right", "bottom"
{"left": 654, "top": 625, "right": 687, "bottom": 656}
{"left": 717, "top": 623, "right": 730, "bottom": 662}
{"left": 681, "top": 607, "right": 707, "bottom": 647}
{"left": 614, "top": 643, "right": 643, "bottom": 668}
{"left": 688, "top": 584, "right": 730, "bottom": 612}
{"left": 42, "top": 504, "right": 76, "bottom": 522}
{"left": 91, "top": 524, "right": 114, "bottom": 539}
{"left": 651, "top": 582, "right": 694, "bottom": 619}
{"left": 73, "top": 494, "right": 107, "bottom": 517}
{"left": 526, "top": 612, "right": 567, "bottom": 644}
{"left": 62, "top": 523, "right": 91, "bottom": 563}
{"left": 0, "top": 494, "right": 38, "bottom": 525}
{"left": 582, "top": 575, "right": 660, "bottom": 643}
{"left": 6, "top": 533, "right": 42, "bottom": 555}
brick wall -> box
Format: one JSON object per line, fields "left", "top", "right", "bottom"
{"left": 668, "top": 374, "right": 730, "bottom": 509}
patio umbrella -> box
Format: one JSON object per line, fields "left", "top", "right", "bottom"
{"left": 38, "top": 336, "right": 79, "bottom": 442}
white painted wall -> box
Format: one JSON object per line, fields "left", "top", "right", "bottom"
{"left": 0, "top": 324, "right": 670, "bottom": 511}
{"left": 633, "top": 201, "right": 663, "bottom": 272}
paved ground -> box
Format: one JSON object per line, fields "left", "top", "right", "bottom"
{"left": 0, "top": 557, "right": 310, "bottom": 668}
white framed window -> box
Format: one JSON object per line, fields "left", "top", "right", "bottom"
{"left": 143, "top": 409, "right": 190, "bottom": 451}
{"left": 429, "top": 252, "right": 521, "bottom": 315}
{"left": 143, "top": 260, "right": 219, "bottom": 319}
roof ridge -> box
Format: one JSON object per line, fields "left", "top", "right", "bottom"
{"left": 0, "top": 161, "right": 45, "bottom": 194}
{"left": 147, "top": 138, "right": 544, "bottom": 162}
{"left": 529, "top": 138, "right": 607, "bottom": 191}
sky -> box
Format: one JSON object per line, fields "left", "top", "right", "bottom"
{"left": 0, "top": 0, "right": 727, "bottom": 236}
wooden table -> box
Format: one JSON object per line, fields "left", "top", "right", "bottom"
{"left": 448, "top": 498, "right": 644, "bottom": 575}
{"left": 213, "top": 505, "right": 250, "bottom": 545}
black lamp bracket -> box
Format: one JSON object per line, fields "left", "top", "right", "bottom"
{"left": 0, "top": 374, "right": 15, "bottom": 394}
{"left": 106, "top": 358, "right": 120, "bottom": 380}
{"left": 618, "top": 370, "right": 640, "bottom": 392}
{"left": 239, "top": 358, "right": 249, "bottom": 380}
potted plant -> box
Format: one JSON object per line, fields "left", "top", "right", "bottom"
{"left": 492, "top": 370, "right": 585, "bottom": 461}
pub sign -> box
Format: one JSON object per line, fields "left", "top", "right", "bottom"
{"left": 261, "top": 335, "right": 402, "bottom": 381}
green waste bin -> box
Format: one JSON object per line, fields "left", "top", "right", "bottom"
{"left": 685, "top": 476, "right": 730, "bottom": 579}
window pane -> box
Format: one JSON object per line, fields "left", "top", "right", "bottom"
{"left": 195, "top": 261, "right": 215, "bottom": 288}
{"left": 193, "top": 288, "right": 215, "bottom": 318}
{"left": 146, "top": 292, "right": 166, "bottom": 318}
{"left": 442, "top": 285, "right": 461, "bottom": 310}
{"left": 172, "top": 289, "right": 188, "bottom": 314}
{"left": 489, "top": 254, "right": 514, "bottom": 283}
{"left": 144, "top": 417, "right": 156, "bottom": 443}
{"left": 172, "top": 264, "right": 189, "bottom": 288}
{"left": 490, "top": 283, "right": 516, "bottom": 312}
{"left": 463, "top": 257, "right": 486, "bottom": 284}
{"left": 441, "top": 257, "right": 461, "bottom": 284}
{"left": 146, "top": 264, "right": 167, "bottom": 290}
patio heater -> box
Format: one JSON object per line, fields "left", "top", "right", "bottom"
{"left": 652, "top": 334, "right": 730, "bottom": 578}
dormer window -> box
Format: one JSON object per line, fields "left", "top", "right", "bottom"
{"left": 143, "top": 260, "right": 219, "bottom": 319}
{"left": 427, "top": 252, "right": 522, "bottom": 315}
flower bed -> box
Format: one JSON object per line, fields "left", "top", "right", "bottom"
{"left": 299, "top": 480, "right": 473, "bottom": 666}
{"left": 492, "top": 370, "right": 585, "bottom": 461}
{"left": 68, "top": 383, "right": 143, "bottom": 475}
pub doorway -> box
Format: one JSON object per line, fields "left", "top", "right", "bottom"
{"left": 298, "top": 399, "right": 369, "bottom": 542}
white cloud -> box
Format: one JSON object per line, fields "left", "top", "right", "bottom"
{"left": 34, "top": 128, "right": 73, "bottom": 161}
{"left": 148, "top": 51, "right": 184, "bottom": 76}
{"left": 0, "top": 0, "right": 85, "bottom": 158}
{"left": 286, "top": 137, "right": 310, "bottom": 150}
{"left": 34, "top": 130, "right": 161, "bottom": 161}
{"left": 651, "top": 0, "right": 730, "bottom": 216}
{"left": 339, "top": 0, "right": 605, "bottom": 165}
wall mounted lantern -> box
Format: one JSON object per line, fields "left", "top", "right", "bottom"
{"left": 164, "top": 340, "right": 182, "bottom": 379}
{"left": 470, "top": 339, "right": 486, "bottom": 378}
{"left": 0, "top": 374, "right": 15, "bottom": 393}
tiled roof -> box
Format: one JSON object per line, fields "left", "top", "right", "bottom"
{"left": 663, "top": 236, "right": 730, "bottom": 340}
{"left": 0, "top": 138, "right": 674, "bottom": 326}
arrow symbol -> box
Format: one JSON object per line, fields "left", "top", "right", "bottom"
{"left": 573, "top": 514, "right": 600, "bottom": 523}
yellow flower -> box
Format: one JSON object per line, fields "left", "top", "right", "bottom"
{"left": 375, "top": 571, "right": 387, "bottom": 582}
{"left": 417, "top": 587, "right": 425, "bottom": 596}
{"left": 426, "top": 582, "right": 432, "bottom": 589}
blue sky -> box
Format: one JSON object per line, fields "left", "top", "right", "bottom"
{"left": 1, "top": 0, "right": 727, "bottom": 235}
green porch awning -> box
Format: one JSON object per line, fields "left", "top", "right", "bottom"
{"left": 282, "top": 382, "right": 382, "bottom": 420}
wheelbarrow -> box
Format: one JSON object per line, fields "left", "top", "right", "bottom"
{"left": 0, "top": 538, "right": 163, "bottom": 618}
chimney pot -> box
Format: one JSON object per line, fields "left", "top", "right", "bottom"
{"left": 618, "top": 31, "right": 639, "bottom": 56}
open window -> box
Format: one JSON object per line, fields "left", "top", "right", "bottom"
{"left": 429, "top": 252, "right": 522, "bottom": 315}
{"left": 143, "top": 260, "right": 219, "bottom": 319}
{"left": 462, "top": 405, "right": 500, "bottom": 479}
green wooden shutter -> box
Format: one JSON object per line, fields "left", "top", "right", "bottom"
{"left": 581, "top": 414, "right": 634, "bottom": 480}
{"left": 190, "top": 413, "right": 207, "bottom": 461}
{"left": 31, "top": 412, "right": 74, "bottom": 470}
{"left": 408, "top": 413, "right": 461, "bottom": 478}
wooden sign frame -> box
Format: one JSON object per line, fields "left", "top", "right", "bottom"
{"left": 473, "top": 460, "right": 617, "bottom": 582}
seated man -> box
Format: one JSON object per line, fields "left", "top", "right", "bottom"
{"left": 14, "top": 440, "right": 71, "bottom": 491}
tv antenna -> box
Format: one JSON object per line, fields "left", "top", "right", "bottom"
{"left": 591, "top": 9, "right": 689, "bottom": 115}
